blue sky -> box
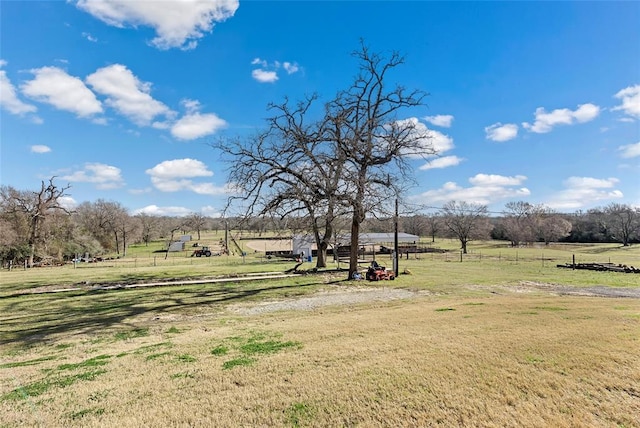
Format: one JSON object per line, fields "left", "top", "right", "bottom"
{"left": 1, "top": 1, "right": 639, "bottom": 217}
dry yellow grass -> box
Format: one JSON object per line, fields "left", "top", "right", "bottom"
{"left": 2, "top": 289, "right": 639, "bottom": 427}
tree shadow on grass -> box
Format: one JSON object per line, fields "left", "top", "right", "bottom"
{"left": 0, "top": 280, "right": 321, "bottom": 347}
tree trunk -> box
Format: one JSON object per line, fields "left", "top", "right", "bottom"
{"left": 317, "top": 241, "right": 328, "bottom": 268}
{"left": 349, "top": 217, "right": 360, "bottom": 279}
{"left": 114, "top": 231, "right": 120, "bottom": 255}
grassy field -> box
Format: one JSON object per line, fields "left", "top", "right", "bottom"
{"left": 1, "top": 240, "right": 639, "bottom": 427}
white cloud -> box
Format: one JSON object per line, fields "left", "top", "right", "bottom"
{"left": 423, "top": 114, "right": 454, "bottom": 128}
{"left": 251, "top": 58, "right": 301, "bottom": 83}
{"left": 145, "top": 158, "right": 230, "bottom": 195}
{"left": 58, "top": 196, "right": 78, "bottom": 210}
{"left": 74, "top": 0, "right": 239, "bottom": 50}
{"left": 129, "top": 187, "right": 152, "bottom": 195}
{"left": 612, "top": 84, "right": 640, "bottom": 119}
{"left": 171, "top": 99, "right": 228, "bottom": 140}
{"left": 201, "top": 205, "right": 222, "bottom": 217}
{"left": 86, "top": 64, "right": 172, "bottom": 125}
{"left": 171, "top": 112, "right": 227, "bottom": 139}
{"left": 485, "top": 123, "right": 518, "bottom": 142}
{"left": 132, "top": 204, "right": 193, "bottom": 217}
{"left": 252, "top": 69, "right": 278, "bottom": 83}
{"left": 146, "top": 158, "right": 213, "bottom": 179}
{"left": 546, "top": 176, "right": 623, "bottom": 210}
{"left": 413, "top": 174, "right": 530, "bottom": 205}
{"left": 618, "top": 141, "right": 640, "bottom": 158}
{"left": 522, "top": 103, "right": 600, "bottom": 133}
{"left": 82, "top": 32, "right": 98, "bottom": 42}
{"left": 21, "top": 66, "right": 102, "bottom": 118}
{"left": 30, "top": 145, "right": 51, "bottom": 153}
{"left": 61, "top": 163, "right": 125, "bottom": 189}
{"left": 283, "top": 62, "right": 299, "bottom": 74}
{"left": 395, "top": 117, "right": 454, "bottom": 158}
{"left": 469, "top": 174, "right": 527, "bottom": 187}
{"left": 0, "top": 64, "right": 38, "bottom": 115}
{"left": 251, "top": 58, "right": 267, "bottom": 67}
{"left": 419, "top": 155, "right": 463, "bottom": 170}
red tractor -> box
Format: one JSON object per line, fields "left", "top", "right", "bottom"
{"left": 191, "top": 246, "right": 212, "bottom": 257}
{"left": 366, "top": 261, "right": 395, "bottom": 281}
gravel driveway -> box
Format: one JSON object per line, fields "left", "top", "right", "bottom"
{"left": 230, "top": 281, "right": 640, "bottom": 316}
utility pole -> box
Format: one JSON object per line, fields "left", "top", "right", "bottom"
{"left": 394, "top": 198, "right": 399, "bottom": 275}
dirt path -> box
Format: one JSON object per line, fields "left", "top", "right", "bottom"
{"left": 229, "top": 281, "right": 640, "bottom": 316}
{"left": 512, "top": 281, "right": 640, "bottom": 298}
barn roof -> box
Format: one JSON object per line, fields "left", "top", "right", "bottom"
{"left": 346, "top": 233, "right": 419, "bottom": 244}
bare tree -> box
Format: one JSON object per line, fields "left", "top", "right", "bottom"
{"left": 537, "top": 214, "right": 572, "bottom": 245}
{"left": 136, "top": 213, "right": 159, "bottom": 246}
{"left": 219, "top": 93, "right": 346, "bottom": 268}
{"left": 440, "top": 201, "right": 491, "bottom": 254}
{"left": 219, "top": 43, "right": 435, "bottom": 277}
{"left": 0, "top": 178, "right": 71, "bottom": 267}
{"left": 603, "top": 203, "right": 638, "bottom": 246}
{"left": 501, "top": 201, "right": 537, "bottom": 246}
{"left": 402, "top": 215, "right": 425, "bottom": 237}
{"left": 75, "top": 200, "right": 132, "bottom": 255}
{"left": 184, "top": 213, "right": 208, "bottom": 241}
{"left": 424, "top": 214, "right": 441, "bottom": 243}
{"left": 327, "top": 43, "right": 435, "bottom": 277}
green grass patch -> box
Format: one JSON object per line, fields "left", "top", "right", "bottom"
{"left": 435, "top": 307, "right": 456, "bottom": 312}
{"left": 525, "top": 355, "right": 545, "bottom": 364}
{"left": 0, "top": 355, "right": 57, "bottom": 369}
{"left": 114, "top": 328, "right": 149, "bottom": 341}
{"left": 166, "top": 326, "right": 181, "bottom": 334}
{"left": 171, "top": 371, "right": 196, "bottom": 379}
{"left": 145, "top": 352, "right": 171, "bottom": 361}
{"left": 2, "top": 369, "right": 108, "bottom": 401}
{"left": 240, "top": 340, "right": 300, "bottom": 356}
{"left": 69, "top": 407, "right": 105, "bottom": 420}
{"left": 532, "top": 306, "right": 568, "bottom": 311}
{"left": 222, "top": 357, "right": 256, "bottom": 370}
{"left": 212, "top": 331, "right": 301, "bottom": 370}
{"left": 211, "top": 345, "right": 229, "bottom": 356}
{"left": 57, "top": 355, "right": 111, "bottom": 371}
{"left": 176, "top": 354, "right": 197, "bottom": 363}
{"left": 55, "top": 343, "right": 74, "bottom": 351}
{"left": 286, "top": 402, "right": 315, "bottom": 427}
{"left": 133, "top": 342, "right": 173, "bottom": 354}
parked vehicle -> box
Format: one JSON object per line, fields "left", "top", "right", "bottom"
{"left": 366, "top": 261, "right": 395, "bottom": 281}
{"left": 191, "top": 246, "right": 212, "bottom": 257}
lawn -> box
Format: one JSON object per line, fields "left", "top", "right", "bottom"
{"left": 1, "top": 241, "right": 639, "bottom": 427}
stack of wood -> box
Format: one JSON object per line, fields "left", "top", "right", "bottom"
{"left": 557, "top": 262, "right": 640, "bottom": 273}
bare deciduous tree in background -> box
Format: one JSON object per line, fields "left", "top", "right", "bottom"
{"left": 0, "top": 178, "right": 71, "bottom": 267}
{"left": 425, "top": 214, "right": 441, "bottom": 243}
{"left": 440, "top": 200, "right": 491, "bottom": 254}
{"left": 185, "top": 213, "right": 208, "bottom": 241}
{"left": 501, "top": 201, "right": 537, "bottom": 247}
{"left": 602, "top": 203, "right": 639, "bottom": 246}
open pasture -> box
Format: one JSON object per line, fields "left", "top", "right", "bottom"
{"left": 1, "top": 241, "right": 639, "bottom": 427}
